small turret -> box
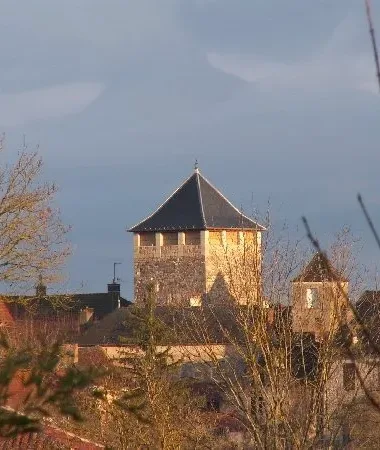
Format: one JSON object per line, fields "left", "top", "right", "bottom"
{"left": 292, "top": 253, "right": 348, "bottom": 337}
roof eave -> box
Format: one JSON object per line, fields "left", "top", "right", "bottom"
{"left": 205, "top": 225, "right": 265, "bottom": 231}
{"left": 129, "top": 224, "right": 266, "bottom": 233}
{"left": 128, "top": 225, "right": 208, "bottom": 233}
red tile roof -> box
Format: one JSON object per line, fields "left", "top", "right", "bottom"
{"left": 0, "top": 370, "right": 105, "bottom": 449}
{"left": 0, "top": 423, "right": 105, "bottom": 449}
{"left": 0, "top": 302, "right": 14, "bottom": 325}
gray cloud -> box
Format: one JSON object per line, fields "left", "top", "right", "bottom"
{"left": 0, "top": 82, "right": 104, "bottom": 127}
{"left": 0, "top": 1, "right": 379, "bottom": 295}
{"left": 207, "top": 14, "right": 377, "bottom": 94}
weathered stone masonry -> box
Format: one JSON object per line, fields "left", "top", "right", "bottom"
{"left": 129, "top": 168, "right": 265, "bottom": 306}
{"left": 134, "top": 232, "right": 206, "bottom": 306}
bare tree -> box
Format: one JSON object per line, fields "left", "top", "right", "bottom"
{"left": 0, "top": 137, "right": 70, "bottom": 293}
{"left": 57, "top": 286, "right": 220, "bottom": 449}
{"left": 175, "top": 227, "right": 370, "bottom": 449}
{"left": 0, "top": 139, "right": 101, "bottom": 440}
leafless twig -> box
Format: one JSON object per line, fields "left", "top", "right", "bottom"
{"left": 365, "top": 0, "right": 380, "bottom": 91}
{"left": 358, "top": 194, "right": 380, "bottom": 250}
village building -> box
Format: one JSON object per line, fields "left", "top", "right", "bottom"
{"left": 292, "top": 252, "right": 349, "bottom": 337}
{"left": 0, "top": 276, "right": 130, "bottom": 342}
{"left": 129, "top": 166, "right": 265, "bottom": 306}
{"left": 76, "top": 167, "right": 361, "bottom": 355}
{"left": 2, "top": 166, "right": 380, "bottom": 446}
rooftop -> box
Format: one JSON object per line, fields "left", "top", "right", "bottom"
{"left": 129, "top": 168, "right": 264, "bottom": 232}
{"left": 292, "top": 252, "right": 347, "bottom": 283}
{"left": 0, "top": 292, "right": 131, "bottom": 324}
{"left": 78, "top": 304, "right": 291, "bottom": 346}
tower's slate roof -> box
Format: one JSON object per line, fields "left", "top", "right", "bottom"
{"left": 129, "top": 169, "right": 264, "bottom": 232}
{"left": 292, "top": 252, "right": 347, "bottom": 282}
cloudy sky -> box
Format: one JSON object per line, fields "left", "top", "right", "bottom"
{"left": 1, "top": 0, "right": 380, "bottom": 297}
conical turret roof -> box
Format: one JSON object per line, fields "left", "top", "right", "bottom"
{"left": 292, "top": 252, "right": 347, "bottom": 282}
{"left": 129, "top": 169, "right": 264, "bottom": 232}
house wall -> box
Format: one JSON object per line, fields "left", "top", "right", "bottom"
{"left": 292, "top": 281, "right": 348, "bottom": 335}
{"left": 91, "top": 344, "right": 230, "bottom": 364}
{"left": 324, "top": 356, "right": 380, "bottom": 446}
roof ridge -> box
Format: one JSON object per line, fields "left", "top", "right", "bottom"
{"left": 198, "top": 171, "right": 265, "bottom": 230}
{"left": 44, "top": 423, "right": 105, "bottom": 448}
{"left": 195, "top": 171, "right": 207, "bottom": 228}
{"left": 128, "top": 172, "right": 196, "bottom": 231}
{"left": 292, "top": 252, "right": 347, "bottom": 282}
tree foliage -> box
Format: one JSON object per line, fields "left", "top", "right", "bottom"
{"left": 0, "top": 334, "right": 99, "bottom": 437}
{"left": 115, "top": 284, "right": 211, "bottom": 448}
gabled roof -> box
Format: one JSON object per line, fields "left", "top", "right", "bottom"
{"left": 1, "top": 293, "right": 130, "bottom": 322}
{"left": 78, "top": 305, "right": 291, "bottom": 346}
{"left": 79, "top": 306, "right": 249, "bottom": 346}
{"left": 356, "top": 290, "right": 380, "bottom": 320}
{"left": 129, "top": 169, "right": 264, "bottom": 232}
{"left": 292, "top": 252, "right": 347, "bottom": 283}
{"left": 358, "top": 290, "right": 380, "bottom": 305}
{"left": 71, "top": 293, "right": 130, "bottom": 319}
{"left": 354, "top": 291, "right": 380, "bottom": 347}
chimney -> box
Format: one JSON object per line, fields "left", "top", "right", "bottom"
{"left": 107, "top": 282, "right": 121, "bottom": 295}
{"left": 109, "top": 263, "right": 122, "bottom": 309}
{"left": 36, "top": 276, "right": 47, "bottom": 297}
{"left": 108, "top": 282, "right": 121, "bottom": 310}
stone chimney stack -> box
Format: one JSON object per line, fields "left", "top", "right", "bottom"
{"left": 36, "top": 276, "right": 47, "bottom": 297}
{"left": 108, "top": 280, "right": 121, "bottom": 310}
{"left": 108, "top": 262, "right": 121, "bottom": 308}
{"left": 107, "top": 282, "right": 121, "bottom": 295}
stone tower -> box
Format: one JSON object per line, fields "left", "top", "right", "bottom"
{"left": 129, "top": 167, "right": 264, "bottom": 306}
{"left": 292, "top": 252, "right": 348, "bottom": 337}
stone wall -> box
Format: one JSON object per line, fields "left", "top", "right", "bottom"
{"left": 97, "top": 344, "right": 231, "bottom": 363}
{"left": 205, "top": 230, "right": 262, "bottom": 305}
{"left": 325, "top": 356, "right": 380, "bottom": 435}
{"left": 134, "top": 246, "right": 205, "bottom": 306}
{"left": 133, "top": 230, "right": 262, "bottom": 306}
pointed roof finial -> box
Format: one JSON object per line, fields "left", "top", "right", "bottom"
{"left": 194, "top": 159, "right": 199, "bottom": 173}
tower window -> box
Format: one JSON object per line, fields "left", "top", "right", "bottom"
{"left": 185, "top": 231, "right": 200, "bottom": 245}
{"left": 306, "top": 288, "right": 319, "bottom": 309}
{"left": 140, "top": 233, "right": 155, "bottom": 246}
{"left": 163, "top": 232, "right": 178, "bottom": 246}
